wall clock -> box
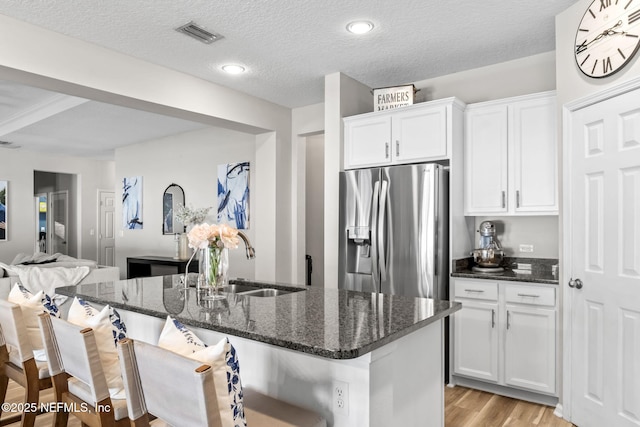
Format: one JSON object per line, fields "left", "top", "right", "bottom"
{"left": 575, "top": 0, "right": 640, "bottom": 78}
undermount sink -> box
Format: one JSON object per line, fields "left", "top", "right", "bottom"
{"left": 220, "top": 284, "right": 262, "bottom": 294}
{"left": 238, "top": 288, "right": 294, "bottom": 297}
{"left": 219, "top": 283, "right": 305, "bottom": 297}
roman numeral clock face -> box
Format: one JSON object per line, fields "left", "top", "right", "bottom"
{"left": 575, "top": 0, "right": 640, "bottom": 78}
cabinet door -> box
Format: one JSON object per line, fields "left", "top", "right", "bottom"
{"left": 511, "top": 96, "right": 558, "bottom": 214}
{"left": 504, "top": 304, "right": 556, "bottom": 394}
{"left": 464, "top": 105, "right": 509, "bottom": 214}
{"left": 344, "top": 115, "right": 392, "bottom": 170}
{"left": 392, "top": 106, "right": 447, "bottom": 163}
{"left": 453, "top": 300, "right": 499, "bottom": 382}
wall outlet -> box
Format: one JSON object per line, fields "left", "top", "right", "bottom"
{"left": 333, "top": 380, "right": 349, "bottom": 416}
{"left": 519, "top": 244, "right": 534, "bottom": 253}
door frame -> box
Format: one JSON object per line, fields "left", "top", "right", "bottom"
{"left": 34, "top": 193, "right": 47, "bottom": 253}
{"left": 561, "top": 75, "right": 640, "bottom": 421}
{"left": 49, "top": 190, "right": 69, "bottom": 255}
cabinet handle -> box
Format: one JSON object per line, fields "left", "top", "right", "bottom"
{"left": 516, "top": 190, "right": 521, "bottom": 208}
{"left": 385, "top": 142, "right": 390, "bottom": 159}
{"left": 501, "top": 191, "right": 506, "bottom": 208}
{"left": 517, "top": 293, "right": 540, "bottom": 298}
{"left": 464, "top": 289, "right": 485, "bottom": 293}
{"left": 396, "top": 140, "right": 400, "bottom": 157}
{"left": 507, "top": 310, "right": 511, "bottom": 330}
{"left": 491, "top": 309, "right": 495, "bottom": 328}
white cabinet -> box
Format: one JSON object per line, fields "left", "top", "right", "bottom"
{"left": 343, "top": 98, "right": 464, "bottom": 170}
{"left": 343, "top": 114, "right": 391, "bottom": 169}
{"left": 464, "top": 91, "right": 558, "bottom": 215}
{"left": 452, "top": 278, "right": 557, "bottom": 396}
{"left": 504, "top": 304, "right": 556, "bottom": 394}
{"left": 464, "top": 105, "right": 509, "bottom": 213}
{"left": 453, "top": 281, "right": 499, "bottom": 382}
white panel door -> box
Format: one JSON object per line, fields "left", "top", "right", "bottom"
{"left": 99, "top": 191, "right": 116, "bottom": 266}
{"left": 568, "top": 85, "right": 640, "bottom": 426}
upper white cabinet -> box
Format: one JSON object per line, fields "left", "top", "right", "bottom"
{"left": 464, "top": 91, "right": 558, "bottom": 215}
{"left": 343, "top": 98, "right": 464, "bottom": 170}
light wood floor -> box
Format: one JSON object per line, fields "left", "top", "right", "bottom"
{"left": 2, "top": 380, "right": 576, "bottom": 426}
{"left": 1, "top": 380, "right": 81, "bottom": 427}
{"left": 446, "top": 386, "right": 576, "bottom": 427}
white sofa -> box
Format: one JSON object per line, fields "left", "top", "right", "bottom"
{"left": 0, "top": 264, "right": 119, "bottom": 317}
{"left": 0, "top": 264, "right": 120, "bottom": 299}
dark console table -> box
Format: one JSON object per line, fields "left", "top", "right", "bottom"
{"left": 126, "top": 256, "right": 198, "bottom": 279}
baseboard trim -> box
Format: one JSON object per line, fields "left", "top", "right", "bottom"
{"left": 451, "top": 375, "right": 559, "bottom": 407}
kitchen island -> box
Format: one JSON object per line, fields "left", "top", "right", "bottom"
{"left": 57, "top": 276, "right": 461, "bottom": 427}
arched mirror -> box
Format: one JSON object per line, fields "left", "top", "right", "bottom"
{"left": 162, "top": 183, "right": 185, "bottom": 234}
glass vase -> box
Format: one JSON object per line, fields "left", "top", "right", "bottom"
{"left": 198, "top": 244, "right": 228, "bottom": 300}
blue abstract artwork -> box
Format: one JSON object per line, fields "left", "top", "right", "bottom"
{"left": 122, "top": 176, "right": 143, "bottom": 229}
{"left": 0, "top": 180, "right": 6, "bottom": 241}
{"left": 217, "top": 162, "right": 250, "bottom": 229}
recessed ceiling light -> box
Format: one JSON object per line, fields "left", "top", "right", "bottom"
{"left": 221, "top": 64, "right": 246, "bottom": 74}
{"left": 346, "top": 21, "right": 374, "bottom": 35}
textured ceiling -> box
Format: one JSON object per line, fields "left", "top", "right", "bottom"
{"left": 0, "top": 0, "right": 577, "bottom": 108}
{"left": 0, "top": 1, "right": 578, "bottom": 159}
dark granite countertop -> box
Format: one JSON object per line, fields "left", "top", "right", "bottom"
{"left": 56, "top": 276, "right": 461, "bottom": 360}
{"left": 451, "top": 257, "right": 559, "bottom": 285}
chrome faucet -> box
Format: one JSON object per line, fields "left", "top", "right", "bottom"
{"left": 237, "top": 230, "right": 256, "bottom": 259}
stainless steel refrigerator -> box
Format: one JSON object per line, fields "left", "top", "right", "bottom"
{"left": 338, "top": 163, "right": 448, "bottom": 300}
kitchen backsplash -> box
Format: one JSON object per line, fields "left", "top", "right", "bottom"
{"left": 472, "top": 216, "right": 559, "bottom": 259}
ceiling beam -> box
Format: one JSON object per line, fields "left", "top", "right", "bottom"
{"left": 0, "top": 93, "right": 89, "bottom": 137}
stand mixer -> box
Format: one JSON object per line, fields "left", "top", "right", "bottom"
{"left": 471, "top": 221, "right": 505, "bottom": 273}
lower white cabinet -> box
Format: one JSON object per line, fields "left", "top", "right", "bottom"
{"left": 452, "top": 278, "right": 557, "bottom": 396}
{"left": 453, "top": 299, "right": 499, "bottom": 382}
{"left": 504, "top": 304, "right": 556, "bottom": 394}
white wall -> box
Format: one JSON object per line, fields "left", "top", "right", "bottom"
{"left": 413, "top": 52, "right": 560, "bottom": 260}
{"left": 114, "top": 126, "right": 259, "bottom": 281}
{"left": 291, "top": 103, "right": 325, "bottom": 284}
{"left": 319, "top": 55, "right": 561, "bottom": 278}
{"left": 323, "top": 73, "right": 373, "bottom": 288}
{"left": 0, "top": 149, "right": 114, "bottom": 263}
{"left": 305, "top": 134, "right": 325, "bottom": 286}
{"left": 0, "top": 13, "right": 294, "bottom": 283}
{"left": 555, "top": 1, "right": 640, "bottom": 263}
{"left": 555, "top": 2, "right": 640, "bottom": 108}
{"left": 413, "top": 51, "right": 557, "bottom": 104}
{"left": 474, "top": 216, "right": 559, "bottom": 258}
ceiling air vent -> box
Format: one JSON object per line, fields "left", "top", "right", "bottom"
{"left": 175, "top": 21, "right": 223, "bottom": 44}
{"left": 0, "top": 141, "right": 20, "bottom": 149}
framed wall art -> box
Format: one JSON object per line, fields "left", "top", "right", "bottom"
{"left": 0, "top": 180, "right": 6, "bottom": 241}
{"left": 122, "top": 176, "right": 143, "bottom": 229}
{"left": 217, "top": 162, "right": 250, "bottom": 229}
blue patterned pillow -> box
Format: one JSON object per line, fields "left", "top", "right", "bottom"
{"left": 73, "top": 298, "right": 127, "bottom": 345}
{"left": 110, "top": 307, "right": 127, "bottom": 343}
{"left": 224, "top": 340, "right": 245, "bottom": 425}
{"left": 16, "top": 283, "right": 60, "bottom": 316}
{"left": 157, "top": 316, "right": 246, "bottom": 426}
{"left": 67, "top": 297, "right": 126, "bottom": 398}
{"left": 7, "top": 283, "right": 61, "bottom": 362}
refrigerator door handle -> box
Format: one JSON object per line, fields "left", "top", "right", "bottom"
{"left": 371, "top": 180, "right": 380, "bottom": 289}
{"left": 421, "top": 167, "right": 437, "bottom": 296}
{"left": 378, "top": 180, "right": 388, "bottom": 281}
